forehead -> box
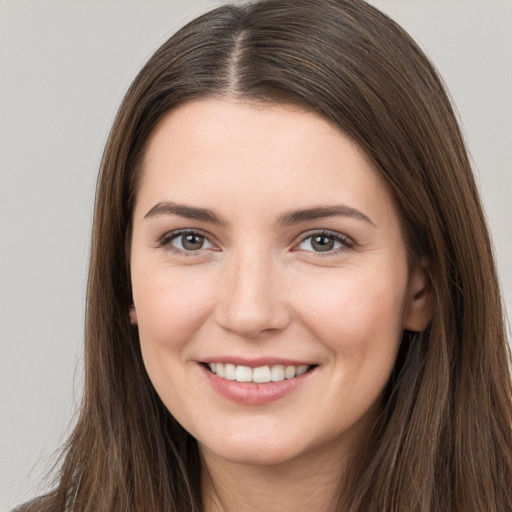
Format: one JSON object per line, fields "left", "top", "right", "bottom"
{"left": 135, "top": 98, "right": 399, "bottom": 229}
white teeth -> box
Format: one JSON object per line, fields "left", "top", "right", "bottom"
{"left": 253, "top": 366, "right": 271, "bottom": 383}
{"left": 296, "top": 364, "right": 308, "bottom": 376}
{"left": 224, "top": 363, "right": 236, "bottom": 381}
{"left": 235, "top": 365, "right": 253, "bottom": 382}
{"left": 270, "top": 365, "right": 285, "bottom": 381}
{"left": 284, "top": 365, "right": 296, "bottom": 379}
{"left": 208, "top": 363, "right": 311, "bottom": 383}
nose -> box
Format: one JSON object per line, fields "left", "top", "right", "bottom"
{"left": 214, "top": 249, "right": 292, "bottom": 339}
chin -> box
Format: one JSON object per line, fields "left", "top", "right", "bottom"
{"left": 199, "top": 433, "right": 307, "bottom": 468}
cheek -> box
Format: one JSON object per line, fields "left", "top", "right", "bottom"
{"left": 294, "top": 264, "right": 407, "bottom": 363}
{"left": 131, "top": 265, "right": 216, "bottom": 352}
{"left": 131, "top": 265, "right": 217, "bottom": 420}
{"left": 292, "top": 268, "right": 407, "bottom": 435}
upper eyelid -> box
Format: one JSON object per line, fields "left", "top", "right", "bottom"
{"left": 294, "top": 229, "right": 354, "bottom": 246}
{"left": 160, "top": 228, "right": 212, "bottom": 241}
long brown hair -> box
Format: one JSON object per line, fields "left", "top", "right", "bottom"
{"left": 22, "top": 0, "right": 512, "bottom": 510}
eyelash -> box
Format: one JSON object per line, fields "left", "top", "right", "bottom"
{"left": 157, "top": 229, "right": 355, "bottom": 257}
{"left": 295, "top": 230, "right": 354, "bottom": 256}
{"left": 158, "top": 229, "right": 214, "bottom": 257}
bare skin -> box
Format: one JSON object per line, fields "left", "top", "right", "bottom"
{"left": 129, "top": 98, "right": 431, "bottom": 511}
{"left": 200, "top": 410, "right": 374, "bottom": 512}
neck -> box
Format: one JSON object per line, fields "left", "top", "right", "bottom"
{"left": 201, "top": 442, "right": 356, "bottom": 512}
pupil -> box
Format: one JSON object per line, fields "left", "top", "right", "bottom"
{"left": 312, "top": 235, "right": 334, "bottom": 252}
{"left": 182, "top": 234, "right": 204, "bottom": 250}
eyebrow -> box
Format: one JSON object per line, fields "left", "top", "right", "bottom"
{"left": 144, "top": 202, "right": 228, "bottom": 225}
{"left": 144, "top": 201, "right": 375, "bottom": 227}
{"left": 277, "top": 205, "right": 376, "bottom": 227}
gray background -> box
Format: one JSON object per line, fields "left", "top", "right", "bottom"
{"left": 1, "top": 1, "right": 511, "bottom": 509}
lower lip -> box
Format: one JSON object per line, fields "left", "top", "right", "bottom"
{"left": 201, "top": 364, "right": 315, "bottom": 405}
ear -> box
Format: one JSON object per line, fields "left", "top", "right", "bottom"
{"left": 129, "top": 305, "right": 138, "bottom": 325}
{"left": 403, "top": 260, "right": 433, "bottom": 332}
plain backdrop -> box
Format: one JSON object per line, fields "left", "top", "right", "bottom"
{"left": 1, "top": 1, "right": 511, "bottom": 509}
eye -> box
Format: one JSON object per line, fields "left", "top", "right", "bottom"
{"left": 160, "top": 230, "right": 214, "bottom": 253}
{"left": 296, "top": 231, "right": 352, "bottom": 253}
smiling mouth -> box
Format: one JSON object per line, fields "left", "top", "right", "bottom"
{"left": 204, "top": 363, "right": 316, "bottom": 383}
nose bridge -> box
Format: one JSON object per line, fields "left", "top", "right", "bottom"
{"left": 215, "top": 245, "right": 289, "bottom": 337}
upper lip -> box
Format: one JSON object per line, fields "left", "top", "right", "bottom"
{"left": 200, "top": 357, "right": 315, "bottom": 367}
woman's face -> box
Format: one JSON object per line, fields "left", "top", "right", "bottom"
{"left": 130, "top": 98, "right": 430, "bottom": 468}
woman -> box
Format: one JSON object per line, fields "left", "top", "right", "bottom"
{"left": 19, "top": 0, "right": 512, "bottom": 510}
